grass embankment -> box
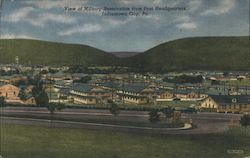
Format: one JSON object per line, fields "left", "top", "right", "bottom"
{"left": 224, "top": 79, "right": 250, "bottom": 87}
{"left": 0, "top": 124, "right": 250, "bottom": 158}
{"left": 64, "top": 101, "right": 197, "bottom": 110}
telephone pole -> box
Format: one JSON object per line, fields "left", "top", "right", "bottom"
{"left": 0, "top": 0, "right": 4, "bottom": 156}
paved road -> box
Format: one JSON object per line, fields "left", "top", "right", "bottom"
{"left": 0, "top": 107, "right": 242, "bottom": 135}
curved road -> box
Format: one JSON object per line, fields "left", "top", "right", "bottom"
{"left": 0, "top": 107, "right": 242, "bottom": 135}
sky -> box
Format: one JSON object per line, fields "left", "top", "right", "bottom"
{"left": 0, "top": 0, "right": 249, "bottom": 52}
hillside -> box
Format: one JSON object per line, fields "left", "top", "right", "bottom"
{"left": 0, "top": 39, "right": 118, "bottom": 66}
{"left": 123, "top": 37, "right": 250, "bottom": 72}
{"left": 111, "top": 52, "right": 140, "bottom": 58}
{"left": 0, "top": 37, "right": 249, "bottom": 72}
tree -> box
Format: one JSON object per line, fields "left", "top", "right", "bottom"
{"left": 18, "top": 88, "right": 28, "bottom": 101}
{"left": 47, "top": 103, "right": 66, "bottom": 115}
{"left": 161, "top": 107, "right": 174, "bottom": 122}
{"left": 149, "top": 109, "right": 160, "bottom": 123}
{"left": 73, "top": 76, "right": 92, "bottom": 84}
{"left": 109, "top": 102, "right": 120, "bottom": 117}
{"left": 0, "top": 96, "right": 6, "bottom": 107}
{"left": 33, "top": 74, "right": 43, "bottom": 88}
{"left": 56, "top": 103, "right": 66, "bottom": 111}
{"left": 163, "top": 75, "right": 203, "bottom": 84}
{"left": 237, "top": 77, "right": 244, "bottom": 82}
{"left": 48, "top": 103, "right": 56, "bottom": 115}
{"left": 240, "top": 114, "right": 250, "bottom": 136}
{"left": 32, "top": 88, "right": 49, "bottom": 106}
{"left": 240, "top": 114, "right": 250, "bottom": 127}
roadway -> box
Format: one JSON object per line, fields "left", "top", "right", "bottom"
{"left": 0, "top": 107, "right": 242, "bottom": 135}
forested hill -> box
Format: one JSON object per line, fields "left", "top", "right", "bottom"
{"left": 0, "top": 37, "right": 249, "bottom": 72}
{"left": 0, "top": 39, "right": 118, "bottom": 66}
{"left": 123, "top": 36, "right": 249, "bottom": 72}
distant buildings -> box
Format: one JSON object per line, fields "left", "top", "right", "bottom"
{"left": 0, "top": 66, "right": 249, "bottom": 112}
{"left": 70, "top": 83, "right": 111, "bottom": 105}
{"left": 116, "top": 83, "right": 156, "bottom": 104}
{"left": 0, "top": 74, "right": 26, "bottom": 85}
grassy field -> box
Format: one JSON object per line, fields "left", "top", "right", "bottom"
{"left": 224, "top": 79, "right": 250, "bottom": 87}
{"left": 0, "top": 124, "right": 250, "bottom": 158}
{"left": 65, "top": 101, "right": 198, "bottom": 110}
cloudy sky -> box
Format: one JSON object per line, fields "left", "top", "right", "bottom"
{"left": 0, "top": 0, "right": 249, "bottom": 52}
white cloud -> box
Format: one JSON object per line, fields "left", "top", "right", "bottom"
{"left": 105, "top": 18, "right": 129, "bottom": 25}
{"left": 119, "top": 0, "right": 144, "bottom": 5}
{"left": 188, "top": 0, "right": 202, "bottom": 12}
{"left": 3, "top": 7, "right": 34, "bottom": 23}
{"left": 176, "top": 21, "right": 197, "bottom": 30}
{"left": 120, "top": 0, "right": 180, "bottom": 6}
{"left": 3, "top": 7, "right": 77, "bottom": 27}
{"left": 175, "top": 15, "right": 191, "bottom": 22}
{"left": 201, "top": 0, "right": 236, "bottom": 16}
{"left": 58, "top": 24, "right": 102, "bottom": 36}
{"left": 175, "top": 15, "right": 197, "bottom": 30}
{"left": 29, "top": 13, "right": 77, "bottom": 27}
{"left": 0, "top": 33, "right": 36, "bottom": 39}
{"left": 153, "top": 0, "right": 162, "bottom": 4}
{"left": 23, "top": 0, "right": 87, "bottom": 9}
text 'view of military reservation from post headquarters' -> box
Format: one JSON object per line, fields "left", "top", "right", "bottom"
{"left": 0, "top": 0, "right": 249, "bottom": 158}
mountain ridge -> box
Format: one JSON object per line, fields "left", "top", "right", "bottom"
{"left": 0, "top": 36, "right": 249, "bottom": 71}
{"left": 0, "top": 39, "right": 118, "bottom": 66}
{"left": 123, "top": 36, "right": 250, "bottom": 72}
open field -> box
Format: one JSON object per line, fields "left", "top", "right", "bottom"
{"left": 224, "top": 79, "right": 250, "bottom": 87}
{"left": 0, "top": 124, "right": 250, "bottom": 158}
{"left": 64, "top": 101, "right": 197, "bottom": 110}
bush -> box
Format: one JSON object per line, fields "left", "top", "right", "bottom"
{"left": 149, "top": 109, "right": 160, "bottom": 123}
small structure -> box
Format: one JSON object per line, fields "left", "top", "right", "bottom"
{"left": 173, "top": 89, "right": 207, "bottom": 101}
{"left": 22, "top": 94, "right": 36, "bottom": 105}
{"left": 172, "top": 111, "right": 182, "bottom": 123}
{"left": 0, "top": 84, "right": 22, "bottom": 104}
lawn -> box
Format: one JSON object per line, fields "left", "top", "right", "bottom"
{"left": 64, "top": 101, "right": 198, "bottom": 111}
{"left": 0, "top": 124, "right": 250, "bottom": 158}
{"left": 224, "top": 79, "right": 250, "bottom": 87}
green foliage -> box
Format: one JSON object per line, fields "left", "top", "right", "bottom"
{"left": 48, "top": 103, "right": 56, "bottom": 115}
{"left": 149, "top": 109, "right": 160, "bottom": 123}
{"left": 30, "top": 74, "right": 49, "bottom": 106}
{"left": 124, "top": 37, "right": 249, "bottom": 72}
{"left": 0, "top": 37, "right": 249, "bottom": 72}
{"left": 161, "top": 107, "right": 174, "bottom": 119}
{"left": 0, "top": 69, "right": 20, "bottom": 76}
{"left": 74, "top": 76, "right": 92, "bottom": 83}
{"left": 47, "top": 103, "right": 66, "bottom": 115}
{"left": 240, "top": 114, "right": 250, "bottom": 127}
{"left": 1, "top": 124, "right": 250, "bottom": 158}
{"left": 109, "top": 102, "right": 120, "bottom": 116}
{"left": 32, "top": 88, "right": 49, "bottom": 106}
{"left": 18, "top": 88, "right": 28, "bottom": 101}
{"left": 0, "top": 96, "right": 6, "bottom": 107}
{"left": 0, "top": 39, "right": 118, "bottom": 66}
{"left": 163, "top": 75, "right": 203, "bottom": 84}
{"left": 57, "top": 103, "right": 66, "bottom": 111}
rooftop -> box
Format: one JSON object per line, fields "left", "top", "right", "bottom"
{"left": 209, "top": 95, "right": 250, "bottom": 105}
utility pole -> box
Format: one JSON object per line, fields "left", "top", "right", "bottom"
{"left": 49, "top": 76, "right": 53, "bottom": 103}
{"left": 0, "top": 0, "right": 4, "bottom": 156}
{"left": 122, "top": 79, "right": 124, "bottom": 104}
{"left": 223, "top": 81, "right": 226, "bottom": 95}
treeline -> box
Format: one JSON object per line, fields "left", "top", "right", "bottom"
{"left": 163, "top": 75, "right": 203, "bottom": 84}
{"left": 67, "top": 65, "right": 132, "bottom": 74}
